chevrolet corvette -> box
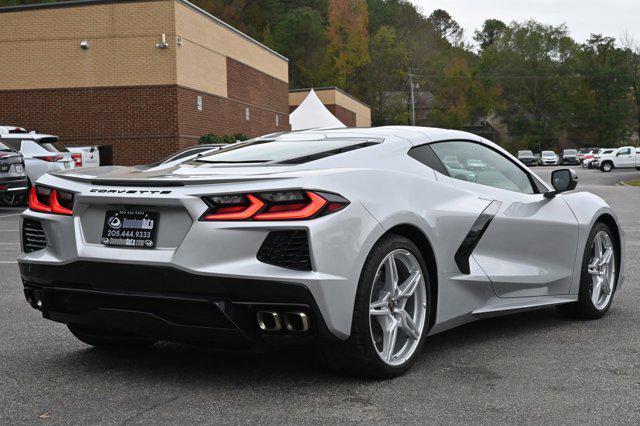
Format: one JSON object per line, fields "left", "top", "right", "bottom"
{"left": 18, "top": 126, "right": 624, "bottom": 378}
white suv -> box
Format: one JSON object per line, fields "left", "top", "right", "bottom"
{"left": 0, "top": 129, "right": 75, "bottom": 185}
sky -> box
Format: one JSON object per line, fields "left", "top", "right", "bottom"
{"left": 409, "top": 0, "right": 640, "bottom": 45}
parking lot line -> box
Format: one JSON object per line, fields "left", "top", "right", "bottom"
{"left": 0, "top": 213, "right": 22, "bottom": 220}
{"left": 0, "top": 261, "right": 17, "bottom": 264}
{"left": 0, "top": 243, "right": 19, "bottom": 245}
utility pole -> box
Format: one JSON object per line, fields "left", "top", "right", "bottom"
{"left": 408, "top": 68, "right": 416, "bottom": 126}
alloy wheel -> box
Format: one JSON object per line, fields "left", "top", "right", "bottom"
{"left": 368, "top": 249, "right": 427, "bottom": 366}
{"left": 587, "top": 231, "right": 616, "bottom": 310}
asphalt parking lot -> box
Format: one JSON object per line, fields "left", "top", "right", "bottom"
{"left": 1, "top": 165, "right": 639, "bottom": 424}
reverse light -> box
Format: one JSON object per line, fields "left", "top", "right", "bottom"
{"left": 28, "top": 186, "right": 74, "bottom": 215}
{"left": 201, "top": 190, "right": 349, "bottom": 221}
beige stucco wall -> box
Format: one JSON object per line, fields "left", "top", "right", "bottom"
{"left": 0, "top": 0, "right": 177, "bottom": 90}
{"left": 174, "top": 1, "right": 288, "bottom": 98}
{"left": 289, "top": 89, "right": 372, "bottom": 127}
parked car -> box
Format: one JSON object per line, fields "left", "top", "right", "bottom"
{"left": 0, "top": 140, "right": 28, "bottom": 206}
{"left": 445, "top": 165, "right": 477, "bottom": 182}
{"left": 0, "top": 131, "right": 75, "bottom": 185}
{"left": 465, "top": 158, "right": 487, "bottom": 171}
{"left": 561, "top": 149, "right": 579, "bottom": 165}
{"left": 598, "top": 146, "right": 640, "bottom": 172}
{"left": 67, "top": 146, "right": 100, "bottom": 168}
{"left": 19, "top": 126, "right": 623, "bottom": 379}
{"left": 590, "top": 148, "right": 615, "bottom": 169}
{"left": 442, "top": 155, "right": 464, "bottom": 170}
{"left": 540, "top": 150, "right": 559, "bottom": 165}
{"left": 578, "top": 147, "right": 598, "bottom": 163}
{"left": 517, "top": 150, "right": 536, "bottom": 166}
{"left": 138, "top": 144, "right": 226, "bottom": 170}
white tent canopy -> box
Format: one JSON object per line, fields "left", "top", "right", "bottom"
{"left": 289, "top": 89, "right": 347, "bottom": 131}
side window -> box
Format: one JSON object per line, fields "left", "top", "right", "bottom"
{"left": 618, "top": 148, "right": 631, "bottom": 155}
{"left": 408, "top": 145, "right": 448, "bottom": 175}
{"left": 430, "top": 141, "right": 535, "bottom": 194}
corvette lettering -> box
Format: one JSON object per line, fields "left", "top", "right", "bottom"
{"left": 89, "top": 189, "right": 172, "bottom": 194}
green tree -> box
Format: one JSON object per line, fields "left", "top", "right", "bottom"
{"left": 427, "top": 9, "right": 463, "bottom": 46}
{"left": 326, "top": 0, "right": 370, "bottom": 90}
{"left": 474, "top": 19, "right": 506, "bottom": 50}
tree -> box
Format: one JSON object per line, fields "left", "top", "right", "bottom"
{"left": 427, "top": 9, "right": 464, "bottom": 46}
{"left": 474, "top": 19, "right": 506, "bottom": 50}
{"left": 273, "top": 8, "right": 333, "bottom": 88}
{"left": 364, "top": 26, "right": 409, "bottom": 125}
{"left": 575, "top": 35, "right": 633, "bottom": 146}
{"left": 326, "top": 0, "right": 370, "bottom": 90}
{"left": 621, "top": 33, "right": 640, "bottom": 144}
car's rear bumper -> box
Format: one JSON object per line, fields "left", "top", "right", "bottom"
{"left": 0, "top": 175, "right": 28, "bottom": 192}
{"left": 20, "top": 261, "right": 338, "bottom": 348}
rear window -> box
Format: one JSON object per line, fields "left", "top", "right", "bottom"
{"left": 1, "top": 139, "right": 21, "bottom": 150}
{"left": 0, "top": 141, "right": 13, "bottom": 151}
{"left": 197, "top": 138, "right": 379, "bottom": 164}
{"left": 37, "top": 138, "right": 68, "bottom": 152}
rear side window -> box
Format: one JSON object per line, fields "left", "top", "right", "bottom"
{"left": 431, "top": 141, "right": 535, "bottom": 194}
{"left": 408, "top": 145, "right": 448, "bottom": 175}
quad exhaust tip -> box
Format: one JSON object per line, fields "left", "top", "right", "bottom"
{"left": 256, "top": 310, "right": 310, "bottom": 333}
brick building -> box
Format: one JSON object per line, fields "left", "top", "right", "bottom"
{"left": 0, "top": 0, "right": 290, "bottom": 165}
{"left": 289, "top": 87, "right": 371, "bottom": 128}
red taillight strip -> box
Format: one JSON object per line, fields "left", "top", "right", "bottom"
{"left": 50, "top": 190, "right": 73, "bottom": 215}
{"left": 254, "top": 191, "right": 327, "bottom": 220}
{"left": 28, "top": 187, "right": 51, "bottom": 213}
{"left": 204, "top": 194, "right": 265, "bottom": 220}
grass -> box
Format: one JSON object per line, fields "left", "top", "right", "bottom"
{"left": 623, "top": 180, "right": 640, "bottom": 186}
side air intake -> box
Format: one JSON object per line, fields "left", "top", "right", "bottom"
{"left": 22, "top": 219, "right": 47, "bottom": 253}
{"left": 257, "top": 230, "right": 311, "bottom": 271}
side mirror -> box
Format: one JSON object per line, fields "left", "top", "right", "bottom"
{"left": 545, "top": 169, "right": 578, "bottom": 198}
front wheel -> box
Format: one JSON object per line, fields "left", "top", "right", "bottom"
{"left": 320, "top": 235, "right": 431, "bottom": 379}
{"left": 601, "top": 162, "right": 613, "bottom": 172}
{"left": 557, "top": 222, "right": 617, "bottom": 319}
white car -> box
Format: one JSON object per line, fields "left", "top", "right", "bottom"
{"left": 0, "top": 130, "right": 75, "bottom": 185}
{"left": 19, "top": 126, "right": 624, "bottom": 378}
{"left": 597, "top": 146, "right": 640, "bottom": 172}
{"left": 590, "top": 148, "right": 615, "bottom": 169}
{"left": 540, "top": 150, "right": 559, "bottom": 165}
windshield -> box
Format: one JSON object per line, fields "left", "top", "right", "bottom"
{"left": 0, "top": 141, "right": 13, "bottom": 152}
{"left": 563, "top": 149, "right": 577, "bottom": 155}
{"left": 197, "top": 138, "right": 376, "bottom": 164}
{"left": 541, "top": 151, "right": 556, "bottom": 157}
{"left": 518, "top": 150, "right": 533, "bottom": 156}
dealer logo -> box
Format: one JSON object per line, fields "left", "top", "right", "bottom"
{"left": 107, "top": 216, "right": 122, "bottom": 230}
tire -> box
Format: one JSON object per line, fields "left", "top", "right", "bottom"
{"left": 557, "top": 222, "right": 618, "bottom": 319}
{"left": 319, "top": 234, "right": 431, "bottom": 379}
{"left": 600, "top": 161, "right": 613, "bottom": 172}
{"left": 68, "top": 324, "right": 156, "bottom": 350}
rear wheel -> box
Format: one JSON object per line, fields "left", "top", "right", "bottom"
{"left": 600, "top": 161, "right": 613, "bottom": 172}
{"left": 557, "top": 222, "right": 617, "bottom": 319}
{"left": 68, "top": 324, "right": 156, "bottom": 350}
{"left": 320, "top": 235, "right": 431, "bottom": 379}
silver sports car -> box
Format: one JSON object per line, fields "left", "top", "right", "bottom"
{"left": 18, "top": 126, "right": 624, "bottom": 378}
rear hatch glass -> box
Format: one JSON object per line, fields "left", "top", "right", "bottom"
{"left": 37, "top": 137, "right": 69, "bottom": 153}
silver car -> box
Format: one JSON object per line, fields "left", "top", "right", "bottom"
{"left": 18, "top": 127, "right": 624, "bottom": 378}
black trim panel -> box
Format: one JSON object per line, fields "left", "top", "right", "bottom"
{"left": 454, "top": 200, "right": 502, "bottom": 274}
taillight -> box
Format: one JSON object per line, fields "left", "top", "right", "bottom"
{"left": 201, "top": 190, "right": 349, "bottom": 221}
{"left": 71, "top": 153, "right": 82, "bottom": 167}
{"left": 34, "top": 155, "right": 63, "bottom": 162}
{"left": 28, "top": 186, "right": 74, "bottom": 215}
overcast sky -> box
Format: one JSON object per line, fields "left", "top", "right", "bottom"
{"left": 409, "top": 0, "right": 640, "bottom": 45}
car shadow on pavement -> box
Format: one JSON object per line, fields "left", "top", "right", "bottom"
{"left": 44, "top": 307, "right": 592, "bottom": 383}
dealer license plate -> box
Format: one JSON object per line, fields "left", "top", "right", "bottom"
{"left": 101, "top": 210, "right": 159, "bottom": 248}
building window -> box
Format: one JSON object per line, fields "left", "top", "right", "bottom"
{"left": 275, "top": 114, "right": 279, "bottom": 126}
{"left": 197, "top": 96, "right": 203, "bottom": 112}
{"left": 245, "top": 107, "right": 250, "bottom": 120}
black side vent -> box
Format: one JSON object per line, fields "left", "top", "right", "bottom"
{"left": 257, "top": 231, "right": 311, "bottom": 271}
{"left": 278, "top": 142, "right": 378, "bottom": 165}
{"left": 22, "top": 219, "right": 47, "bottom": 253}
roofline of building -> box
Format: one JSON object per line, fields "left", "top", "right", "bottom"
{"left": 290, "top": 86, "right": 369, "bottom": 108}
{"left": 0, "top": 0, "right": 289, "bottom": 62}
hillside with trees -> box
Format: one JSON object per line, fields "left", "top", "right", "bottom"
{"left": 2, "top": 0, "right": 639, "bottom": 150}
